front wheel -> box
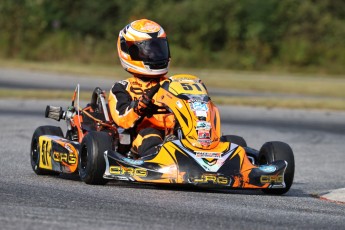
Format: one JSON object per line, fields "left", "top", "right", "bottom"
{"left": 30, "top": 126, "right": 63, "bottom": 175}
{"left": 221, "top": 135, "right": 247, "bottom": 147}
{"left": 258, "top": 141, "right": 295, "bottom": 195}
{"left": 78, "top": 132, "right": 112, "bottom": 185}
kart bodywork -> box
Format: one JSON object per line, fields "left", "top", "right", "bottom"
{"left": 31, "top": 74, "right": 294, "bottom": 194}
{"left": 104, "top": 141, "right": 287, "bottom": 189}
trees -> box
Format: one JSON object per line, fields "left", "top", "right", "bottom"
{"left": 0, "top": 0, "right": 344, "bottom": 73}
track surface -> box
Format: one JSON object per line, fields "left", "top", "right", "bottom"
{"left": 1, "top": 68, "right": 345, "bottom": 229}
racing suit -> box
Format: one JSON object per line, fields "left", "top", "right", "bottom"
{"left": 109, "top": 76, "right": 174, "bottom": 157}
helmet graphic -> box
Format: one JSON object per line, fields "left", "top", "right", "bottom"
{"left": 117, "top": 19, "right": 170, "bottom": 77}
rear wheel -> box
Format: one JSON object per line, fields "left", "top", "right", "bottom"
{"left": 78, "top": 132, "right": 112, "bottom": 185}
{"left": 258, "top": 141, "right": 295, "bottom": 195}
{"left": 30, "top": 126, "right": 63, "bottom": 175}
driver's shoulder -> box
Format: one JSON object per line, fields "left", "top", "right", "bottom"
{"left": 113, "top": 76, "right": 136, "bottom": 88}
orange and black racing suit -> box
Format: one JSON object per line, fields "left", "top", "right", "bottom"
{"left": 109, "top": 76, "right": 174, "bottom": 157}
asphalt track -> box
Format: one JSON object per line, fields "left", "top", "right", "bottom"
{"left": 1, "top": 68, "right": 345, "bottom": 229}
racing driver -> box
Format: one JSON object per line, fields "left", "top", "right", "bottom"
{"left": 108, "top": 19, "right": 174, "bottom": 158}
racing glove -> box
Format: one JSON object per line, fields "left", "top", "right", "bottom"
{"left": 132, "top": 94, "right": 155, "bottom": 117}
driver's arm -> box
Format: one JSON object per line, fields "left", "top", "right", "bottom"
{"left": 108, "top": 80, "right": 140, "bottom": 129}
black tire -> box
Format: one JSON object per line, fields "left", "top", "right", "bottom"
{"left": 30, "top": 126, "right": 63, "bottom": 175}
{"left": 78, "top": 132, "right": 112, "bottom": 185}
{"left": 221, "top": 135, "right": 247, "bottom": 147}
{"left": 258, "top": 141, "right": 295, "bottom": 195}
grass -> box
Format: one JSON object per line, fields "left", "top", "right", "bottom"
{"left": 0, "top": 89, "right": 91, "bottom": 101}
{"left": 212, "top": 96, "right": 345, "bottom": 111}
{"left": 0, "top": 58, "right": 124, "bottom": 78}
{"left": 1, "top": 59, "right": 344, "bottom": 110}
{"left": 1, "top": 88, "right": 344, "bottom": 111}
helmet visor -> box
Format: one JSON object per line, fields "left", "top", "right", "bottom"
{"left": 128, "top": 38, "right": 170, "bottom": 62}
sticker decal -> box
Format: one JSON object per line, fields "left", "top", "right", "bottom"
{"left": 259, "top": 165, "right": 277, "bottom": 173}
{"left": 118, "top": 80, "right": 128, "bottom": 86}
{"left": 190, "top": 174, "right": 231, "bottom": 185}
{"left": 196, "top": 121, "right": 211, "bottom": 130}
{"left": 176, "top": 100, "right": 183, "bottom": 109}
{"left": 190, "top": 101, "right": 208, "bottom": 111}
{"left": 122, "top": 157, "right": 144, "bottom": 166}
{"left": 53, "top": 151, "right": 77, "bottom": 165}
{"left": 195, "top": 151, "right": 222, "bottom": 159}
{"left": 198, "top": 130, "right": 210, "bottom": 139}
{"left": 198, "top": 130, "right": 211, "bottom": 146}
{"left": 109, "top": 166, "right": 147, "bottom": 177}
{"left": 260, "top": 175, "right": 283, "bottom": 183}
{"left": 195, "top": 110, "right": 207, "bottom": 117}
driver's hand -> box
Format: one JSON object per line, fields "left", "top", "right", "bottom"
{"left": 133, "top": 94, "right": 155, "bottom": 116}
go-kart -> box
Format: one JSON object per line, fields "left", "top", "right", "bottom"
{"left": 30, "top": 74, "right": 294, "bottom": 195}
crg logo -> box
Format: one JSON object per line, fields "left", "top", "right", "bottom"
{"left": 192, "top": 174, "right": 230, "bottom": 185}
{"left": 260, "top": 175, "right": 283, "bottom": 183}
{"left": 109, "top": 166, "right": 147, "bottom": 177}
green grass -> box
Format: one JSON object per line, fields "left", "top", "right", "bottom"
{"left": 212, "top": 96, "right": 345, "bottom": 111}
{"left": 0, "top": 89, "right": 90, "bottom": 101}
{"left": 1, "top": 88, "right": 344, "bottom": 111}
{"left": 1, "top": 59, "right": 344, "bottom": 110}
{"left": 0, "top": 59, "right": 124, "bottom": 78}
